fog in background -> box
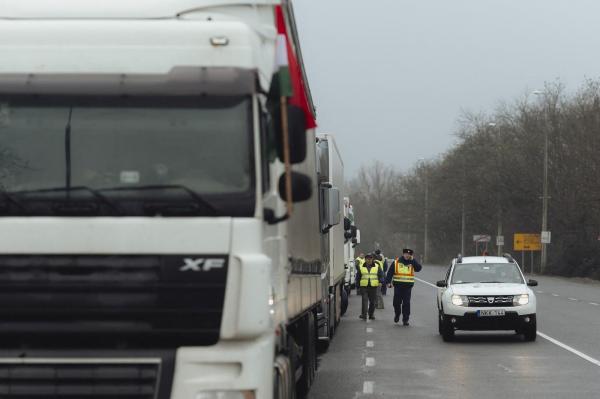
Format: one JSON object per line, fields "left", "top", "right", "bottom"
{"left": 293, "top": 0, "right": 600, "bottom": 176}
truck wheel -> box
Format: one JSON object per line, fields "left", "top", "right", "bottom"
{"left": 296, "top": 313, "right": 317, "bottom": 398}
{"left": 340, "top": 287, "right": 349, "bottom": 316}
{"left": 274, "top": 355, "right": 294, "bottom": 399}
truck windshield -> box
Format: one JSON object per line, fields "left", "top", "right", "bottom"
{"left": 0, "top": 95, "right": 254, "bottom": 216}
{"left": 451, "top": 263, "right": 524, "bottom": 284}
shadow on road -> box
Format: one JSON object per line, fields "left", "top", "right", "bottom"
{"left": 443, "top": 331, "right": 533, "bottom": 344}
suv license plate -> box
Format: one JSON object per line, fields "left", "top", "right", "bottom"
{"left": 477, "top": 309, "right": 505, "bottom": 317}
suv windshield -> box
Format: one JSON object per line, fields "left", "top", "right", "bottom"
{"left": 451, "top": 263, "right": 524, "bottom": 284}
{"left": 0, "top": 95, "right": 254, "bottom": 216}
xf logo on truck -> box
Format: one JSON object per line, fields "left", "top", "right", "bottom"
{"left": 180, "top": 258, "right": 225, "bottom": 272}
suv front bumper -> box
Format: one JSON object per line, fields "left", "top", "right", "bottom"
{"left": 442, "top": 312, "right": 536, "bottom": 331}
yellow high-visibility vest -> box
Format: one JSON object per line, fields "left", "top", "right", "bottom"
{"left": 392, "top": 258, "right": 415, "bottom": 283}
{"left": 375, "top": 259, "right": 384, "bottom": 272}
{"left": 359, "top": 264, "right": 380, "bottom": 287}
{"left": 356, "top": 257, "right": 365, "bottom": 268}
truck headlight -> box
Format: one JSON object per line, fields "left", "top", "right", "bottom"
{"left": 196, "top": 391, "right": 255, "bottom": 399}
{"left": 513, "top": 294, "right": 529, "bottom": 306}
{"left": 451, "top": 294, "right": 467, "bottom": 306}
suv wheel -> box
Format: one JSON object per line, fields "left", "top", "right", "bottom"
{"left": 522, "top": 316, "right": 537, "bottom": 342}
{"left": 439, "top": 314, "right": 455, "bottom": 342}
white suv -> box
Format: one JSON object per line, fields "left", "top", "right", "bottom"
{"left": 436, "top": 254, "right": 538, "bottom": 341}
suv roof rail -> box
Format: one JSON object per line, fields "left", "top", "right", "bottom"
{"left": 502, "top": 253, "right": 515, "bottom": 263}
{"left": 457, "top": 253, "right": 463, "bottom": 263}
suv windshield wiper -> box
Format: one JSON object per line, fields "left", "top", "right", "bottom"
{"left": 479, "top": 281, "right": 504, "bottom": 284}
{"left": 99, "top": 185, "right": 218, "bottom": 216}
{"left": 14, "top": 186, "right": 121, "bottom": 215}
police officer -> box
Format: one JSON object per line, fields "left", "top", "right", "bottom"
{"left": 356, "top": 253, "right": 384, "bottom": 320}
{"left": 385, "top": 248, "right": 422, "bottom": 325}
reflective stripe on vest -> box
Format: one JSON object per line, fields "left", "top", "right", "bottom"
{"left": 359, "top": 264, "right": 380, "bottom": 287}
{"left": 393, "top": 259, "right": 415, "bottom": 283}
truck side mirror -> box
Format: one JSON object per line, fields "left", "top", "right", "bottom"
{"left": 278, "top": 172, "right": 312, "bottom": 203}
{"left": 351, "top": 226, "right": 357, "bottom": 238}
{"left": 274, "top": 105, "right": 307, "bottom": 164}
{"left": 326, "top": 187, "right": 341, "bottom": 227}
{"left": 343, "top": 217, "right": 351, "bottom": 231}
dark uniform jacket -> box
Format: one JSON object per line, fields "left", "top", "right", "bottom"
{"left": 385, "top": 257, "right": 422, "bottom": 287}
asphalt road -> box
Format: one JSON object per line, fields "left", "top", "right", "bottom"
{"left": 308, "top": 264, "right": 600, "bottom": 399}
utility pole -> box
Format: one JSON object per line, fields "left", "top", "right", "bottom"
{"left": 418, "top": 158, "right": 429, "bottom": 263}
{"left": 541, "top": 122, "right": 549, "bottom": 272}
{"left": 533, "top": 90, "right": 550, "bottom": 273}
{"left": 488, "top": 121, "right": 503, "bottom": 256}
{"left": 461, "top": 199, "right": 466, "bottom": 255}
{"left": 424, "top": 169, "right": 429, "bottom": 264}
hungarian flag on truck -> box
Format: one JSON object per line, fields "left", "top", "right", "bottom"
{"left": 274, "top": 5, "right": 317, "bottom": 129}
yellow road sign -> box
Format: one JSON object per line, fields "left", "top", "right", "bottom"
{"left": 514, "top": 233, "right": 541, "bottom": 251}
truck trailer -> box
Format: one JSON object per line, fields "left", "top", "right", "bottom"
{"left": 0, "top": 1, "right": 340, "bottom": 398}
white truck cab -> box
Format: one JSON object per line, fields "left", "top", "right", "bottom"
{"left": 436, "top": 254, "right": 538, "bottom": 342}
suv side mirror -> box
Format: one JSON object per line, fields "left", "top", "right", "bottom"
{"left": 527, "top": 279, "right": 538, "bottom": 287}
{"left": 436, "top": 280, "right": 447, "bottom": 287}
{"left": 278, "top": 172, "right": 312, "bottom": 203}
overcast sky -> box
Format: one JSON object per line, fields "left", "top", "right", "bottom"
{"left": 292, "top": 0, "right": 600, "bottom": 177}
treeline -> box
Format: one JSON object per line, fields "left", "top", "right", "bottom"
{"left": 349, "top": 80, "right": 600, "bottom": 279}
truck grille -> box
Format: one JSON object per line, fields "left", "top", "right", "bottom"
{"left": 0, "top": 255, "right": 228, "bottom": 348}
{"left": 468, "top": 295, "right": 514, "bottom": 307}
{"left": 0, "top": 361, "right": 160, "bottom": 399}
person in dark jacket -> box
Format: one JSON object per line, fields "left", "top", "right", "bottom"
{"left": 375, "top": 249, "right": 388, "bottom": 296}
{"left": 356, "top": 253, "right": 384, "bottom": 320}
{"left": 385, "top": 248, "right": 422, "bottom": 325}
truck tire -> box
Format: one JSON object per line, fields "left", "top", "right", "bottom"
{"left": 274, "top": 355, "right": 295, "bottom": 399}
{"left": 340, "top": 286, "right": 349, "bottom": 316}
{"left": 296, "top": 313, "right": 317, "bottom": 398}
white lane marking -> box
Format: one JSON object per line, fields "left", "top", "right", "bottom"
{"left": 415, "top": 277, "right": 437, "bottom": 288}
{"left": 363, "top": 381, "right": 374, "bottom": 394}
{"left": 365, "top": 357, "right": 375, "bottom": 367}
{"left": 590, "top": 302, "right": 599, "bottom": 306}
{"left": 366, "top": 327, "right": 373, "bottom": 333}
{"left": 537, "top": 290, "right": 544, "bottom": 293}
{"left": 537, "top": 332, "right": 600, "bottom": 367}
{"left": 497, "top": 363, "right": 513, "bottom": 373}
{"left": 419, "top": 276, "right": 600, "bottom": 369}
{"left": 366, "top": 340, "right": 374, "bottom": 348}
{"left": 568, "top": 297, "right": 578, "bottom": 301}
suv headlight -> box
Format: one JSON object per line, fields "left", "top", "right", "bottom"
{"left": 451, "top": 294, "right": 468, "bottom": 306}
{"left": 513, "top": 294, "right": 529, "bottom": 306}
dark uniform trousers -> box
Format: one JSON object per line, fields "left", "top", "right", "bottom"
{"left": 361, "top": 287, "right": 379, "bottom": 317}
{"left": 392, "top": 283, "right": 413, "bottom": 322}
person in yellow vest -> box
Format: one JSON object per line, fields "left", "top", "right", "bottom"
{"left": 385, "top": 248, "right": 422, "bottom": 325}
{"left": 355, "top": 253, "right": 384, "bottom": 320}
{"left": 355, "top": 253, "right": 365, "bottom": 269}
